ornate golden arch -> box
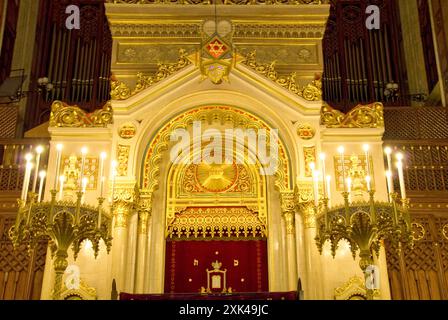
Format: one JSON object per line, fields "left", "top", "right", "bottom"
{"left": 165, "top": 144, "right": 268, "bottom": 239}
{"left": 140, "top": 105, "right": 292, "bottom": 194}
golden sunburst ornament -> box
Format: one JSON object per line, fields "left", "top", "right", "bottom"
{"left": 195, "top": 162, "right": 238, "bottom": 193}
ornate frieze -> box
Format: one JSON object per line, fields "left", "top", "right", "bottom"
{"left": 242, "top": 51, "right": 322, "bottom": 101}
{"left": 49, "top": 101, "right": 113, "bottom": 128}
{"left": 166, "top": 207, "right": 266, "bottom": 239}
{"left": 117, "top": 145, "right": 130, "bottom": 176}
{"left": 321, "top": 103, "right": 384, "bottom": 128}
{"left": 111, "top": 49, "right": 191, "bottom": 100}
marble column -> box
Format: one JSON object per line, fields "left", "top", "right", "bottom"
{"left": 111, "top": 205, "right": 129, "bottom": 293}
{"left": 302, "top": 203, "right": 325, "bottom": 299}
{"left": 135, "top": 209, "right": 150, "bottom": 293}
{"left": 281, "top": 192, "right": 298, "bottom": 291}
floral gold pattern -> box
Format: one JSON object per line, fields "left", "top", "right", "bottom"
{"left": 111, "top": 49, "right": 191, "bottom": 100}
{"left": 167, "top": 207, "right": 266, "bottom": 239}
{"left": 321, "top": 102, "right": 384, "bottom": 128}
{"left": 242, "top": 51, "right": 322, "bottom": 101}
{"left": 50, "top": 101, "right": 113, "bottom": 128}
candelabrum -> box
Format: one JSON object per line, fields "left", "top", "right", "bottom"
{"left": 314, "top": 190, "right": 413, "bottom": 300}
{"left": 9, "top": 190, "right": 113, "bottom": 300}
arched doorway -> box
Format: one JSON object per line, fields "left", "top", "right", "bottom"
{"left": 139, "top": 105, "right": 294, "bottom": 294}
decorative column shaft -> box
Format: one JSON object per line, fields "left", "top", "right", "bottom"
{"left": 111, "top": 183, "right": 135, "bottom": 293}
{"left": 281, "top": 192, "right": 298, "bottom": 291}
{"left": 135, "top": 194, "right": 151, "bottom": 293}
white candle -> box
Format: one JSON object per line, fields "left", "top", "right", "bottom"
{"left": 38, "top": 171, "right": 46, "bottom": 202}
{"left": 53, "top": 144, "right": 63, "bottom": 190}
{"left": 99, "top": 152, "right": 107, "bottom": 197}
{"left": 81, "top": 177, "right": 88, "bottom": 203}
{"left": 365, "top": 175, "right": 372, "bottom": 192}
{"left": 58, "top": 175, "right": 65, "bottom": 201}
{"left": 338, "top": 146, "right": 346, "bottom": 192}
{"left": 79, "top": 147, "right": 88, "bottom": 191}
{"left": 386, "top": 171, "right": 393, "bottom": 202}
{"left": 363, "top": 144, "right": 371, "bottom": 177}
{"left": 32, "top": 145, "right": 44, "bottom": 192}
{"left": 384, "top": 147, "right": 394, "bottom": 194}
{"left": 319, "top": 153, "right": 327, "bottom": 198}
{"left": 21, "top": 155, "right": 33, "bottom": 201}
{"left": 326, "top": 175, "right": 332, "bottom": 207}
{"left": 396, "top": 153, "right": 406, "bottom": 199}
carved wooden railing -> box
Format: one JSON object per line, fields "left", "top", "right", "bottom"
{"left": 383, "top": 106, "right": 448, "bottom": 195}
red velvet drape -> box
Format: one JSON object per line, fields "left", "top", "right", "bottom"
{"left": 164, "top": 240, "right": 268, "bottom": 294}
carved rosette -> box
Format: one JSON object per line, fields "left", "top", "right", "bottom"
{"left": 321, "top": 102, "right": 385, "bottom": 128}
{"left": 281, "top": 192, "right": 296, "bottom": 234}
{"left": 49, "top": 101, "right": 113, "bottom": 128}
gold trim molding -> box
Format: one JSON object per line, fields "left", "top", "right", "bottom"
{"left": 49, "top": 101, "right": 113, "bottom": 128}
{"left": 321, "top": 102, "right": 384, "bottom": 128}
{"left": 242, "top": 51, "right": 322, "bottom": 101}
{"left": 111, "top": 49, "right": 191, "bottom": 100}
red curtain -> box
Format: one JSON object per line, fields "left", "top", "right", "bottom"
{"left": 164, "top": 240, "right": 268, "bottom": 294}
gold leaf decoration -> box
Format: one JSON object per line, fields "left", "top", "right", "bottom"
{"left": 49, "top": 101, "right": 113, "bottom": 128}
{"left": 321, "top": 102, "right": 384, "bottom": 128}
{"left": 242, "top": 50, "right": 322, "bottom": 101}
{"left": 111, "top": 49, "right": 191, "bottom": 100}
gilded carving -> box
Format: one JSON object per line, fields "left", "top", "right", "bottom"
{"left": 111, "top": 49, "right": 191, "bottom": 100}
{"left": 60, "top": 155, "right": 99, "bottom": 191}
{"left": 297, "top": 123, "right": 315, "bottom": 140}
{"left": 118, "top": 123, "right": 137, "bottom": 139}
{"left": 117, "top": 145, "right": 130, "bottom": 176}
{"left": 238, "top": 45, "right": 318, "bottom": 65}
{"left": 303, "top": 146, "right": 316, "bottom": 177}
{"left": 242, "top": 51, "right": 322, "bottom": 101}
{"left": 333, "top": 154, "right": 373, "bottom": 192}
{"left": 281, "top": 192, "right": 296, "bottom": 233}
{"left": 50, "top": 101, "right": 113, "bottom": 128}
{"left": 321, "top": 102, "right": 384, "bottom": 128}
{"left": 112, "top": 182, "right": 137, "bottom": 228}
{"left": 167, "top": 207, "right": 267, "bottom": 239}
{"left": 143, "top": 106, "right": 290, "bottom": 194}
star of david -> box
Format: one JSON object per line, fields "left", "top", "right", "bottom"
{"left": 206, "top": 38, "right": 228, "bottom": 59}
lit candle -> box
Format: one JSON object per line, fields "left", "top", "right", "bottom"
{"left": 326, "top": 175, "right": 332, "bottom": 207}
{"left": 347, "top": 177, "right": 352, "bottom": 203}
{"left": 396, "top": 153, "right": 406, "bottom": 199}
{"left": 21, "top": 155, "right": 33, "bottom": 201}
{"left": 53, "top": 144, "right": 63, "bottom": 190}
{"left": 37, "top": 171, "right": 46, "bottom": 202}
{"left": 363, "top": 144, "right": 371, "bottom": 177}
{"left": 32, "top": 145, "right": 44, "bottom": 192}
{"left": 365, "top": 175, "right": 372, "bottom": 192}
{"left": 384, "top": 147, "right": 394, "bottom": 194}
{"left": 338, "top": 146, "right": 346, "bottom": 192}
{"left": 81, "top": 177, "right": 88, "bottom": 203}
{"left": 79, "top": 147, "right": 88, "bottom": 191}
{"left": 386, "top": 171, "right": 393, "bottom": 202}
{"left": 319, "top": 153, "right": 327, "bottom": 198}
{"left": 58, "top": 175, "right": 65, "bottom": 201}
{"left": 99, "top": 152, "right": 107, "bottom": 198}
